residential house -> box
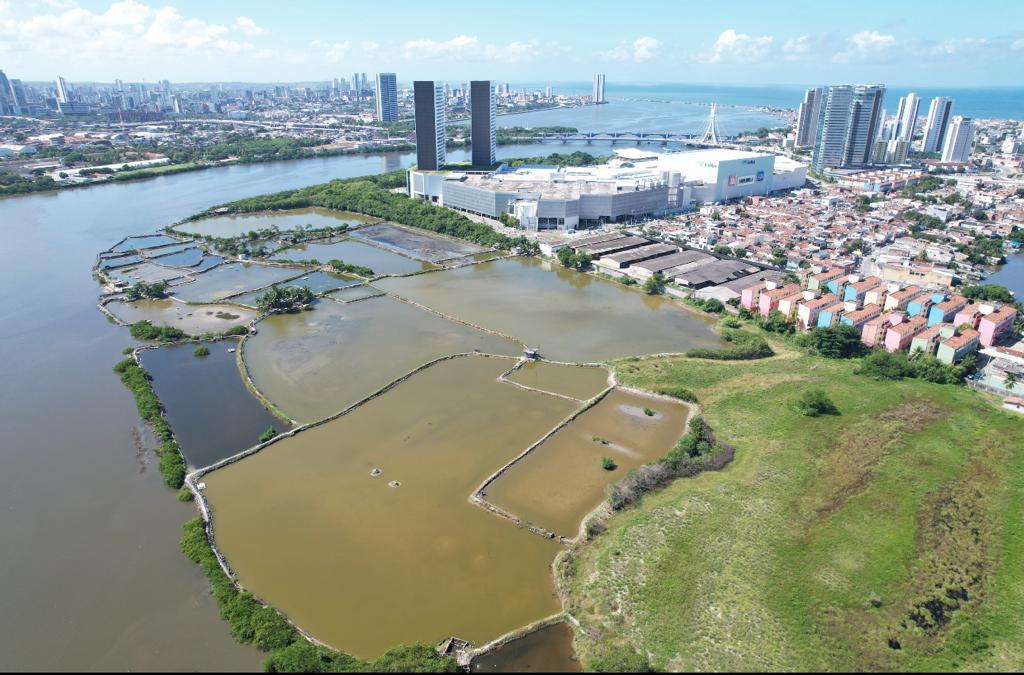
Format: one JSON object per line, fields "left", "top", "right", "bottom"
{"left": 884, "top": 315, "right": 928, "bottom": 352}
{"left": 936, "top": 328, "right": 980, "bottom": 364}
{"left": 979, "top": 306, "right": 1018, "bottom": 346}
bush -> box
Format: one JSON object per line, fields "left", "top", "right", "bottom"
{"left": 586, "top": 645, "right": 654, "bottom": 673}
{"left": 643, "top": 407, "right": 655, "bottom": 416}
{"left": 328, "top": 259, "right": 374, "bottom": 277}
{"left": 193, "top": 345, "right": 210, "bottom": 357}
{"left": 259, "top": 427, "right": 279, "bottom": 444}
{"left": 557, "top": 247, "right": 592, "bottom": 270}
{"left": 223, "top": 325, "right": 249, "bottom": 336}
{"left": 129, "top": 320, "right": 187, "bottom": 342}
{"left": 607, "top": 415, "right": 734, "bottom": 511}
{"left": 602, "top": 456, "right": 617, "bottom": 471}
{"left": 125, "top": 280, "right": 168, "bottom": 300}
{"left": 654, "top": 385, "right": 698, "bottom": 402}
{"left": 856, "top": 349, "right": 975, "bottom": 384}
{"left": 256, "top": 286, "right": 314, "bottom": 314}
{"left": 113, "top": 358, "right": 186, "bottom": 488}
{"left": 369, "top": 644, "right": 460, "bottom": 673}
{"left": 794, "top": 389, "right": 839, "bottom": 416}
{"left": 263, "top": 641, "right": 363, "bottom": 673}
{"left": 642, "top": 272, "right": 666, "bottom": 295}
{"left": 799, "top": 324, "right": 867, "bottom": 359}
{"left": 687, "top": 330, "right": 774, "bottom": 360}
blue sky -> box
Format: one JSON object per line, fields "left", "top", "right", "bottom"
{"left": 2, "top": 0, "right": 1023, "bottom": 86}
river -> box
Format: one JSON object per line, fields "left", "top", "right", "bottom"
{"left": 0, "top": 142, "right": 552, "bottom": 670}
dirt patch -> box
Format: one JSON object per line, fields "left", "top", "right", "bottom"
{"left": 348, "top": 221, "right": 486, "bottom": 263}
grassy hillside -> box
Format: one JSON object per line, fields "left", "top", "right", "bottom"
{"left": 563, "top": 340, "right": 1024, "bottom": 671}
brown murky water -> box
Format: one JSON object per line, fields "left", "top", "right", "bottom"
{"left": 506, "top": 361, "right": 610, "bottom": 400}
{"left": 202, "top": 356, "right": 575, "bottom": 658}
{"left": 106, "top": 298, "right": 257, "bottom": 333}
{"left": 484, "top": 390, "right": 691, "bottom": 538}
{"left": 170, "top": 262, "right": 306, "bottom": 303}
{"left": 375, "top": 257, "right": 721, "bottom": 362}
{"left": 172, "top": 207, "right": 377, "bottom": 238}
{"left": 0, "top": 143, "right": 558, "bottom": 669}
{"left": 241, "top": 296, "right": 520, "bottom": 422}
{"left": 270, "top": 237, "right": 437, "bottom": 274}
{"left": 471, "top": 622, "right": 582, "bottom": 673}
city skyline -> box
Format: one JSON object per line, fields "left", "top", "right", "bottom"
{"left": 1, "top": 1, "right": 1024, "bottom": 85}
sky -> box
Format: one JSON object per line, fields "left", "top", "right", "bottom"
{"left": 2, "top": 0, "right": 1024, "bottom": 87}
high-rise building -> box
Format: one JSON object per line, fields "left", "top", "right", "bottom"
{"left": 55, "top": 76, "right": 70, "bottom": 103}
{"left": 413, "top": 81, "right": 446, "bottom": 171}
{"left": 351, "top": 73, "right": 359, "bottom": 94}
{"left": 795, "top": 87, "right": 823, "bottom": 147}
{"left": 545, "top": 85, "right": 553, "bottom": 98}
{"left": 8, "top": 78, "right": 27, "bottom": 115}
{"left": 922, "top": 96, "right": 955, "bottom": 154}
{"left": 941, "top": 116, "right": 976, "bottom": 163}
{"left": 812, "top": 84, "right": 886, "bottom": 172}
{"left": 0, "top": 70, "right": 12, "bottom": 115}
{"left": 893, "top": 92, "right": 920, "bottom": 143}
{"left": 375, "top": 72, "right": 398, "bottom": 122}
{"left": 592, "top": 73, "right": 605, "bottom": 104}
{"left": 470, "top": 80, "right": 496, "bottom": 166}
{"left": 360, "top": 73, "right": 367, "bottom": 94}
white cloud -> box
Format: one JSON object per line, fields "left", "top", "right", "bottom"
{"left": 702, "top": 29, "right": 772, "bottom": 64}
{"left": 233, "top": 16, "right": 265, "bottom": 37}
{"left": 832, "top": 30, "right": 897, "bottom": 64}
{"left": 403, "top": 34, "right": 480, "bottom": 60}
{"left": 310, "top": 39, "right": 352, "bottom": 63}
{"left": 604, "top": 36, "right": 661, "bottom": 62}
{"left": 400, "top": 34, "right": 555, "bottom": 64}
{"left": 782, "top": 35, "right": 812, "bottom": 60}
{"left": 0, "top": 1, "right": 273, "bottom": 69}
{"left": 1012, "top": 38, "right": 1024, "bottom": 50}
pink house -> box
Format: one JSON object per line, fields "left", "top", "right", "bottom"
{"left": 740, "top": 281, "right": 765, "bottom": 311}
{"left": 979, "top": 306, "right": 1018, "bottom": 346}
{"left": 884, "top": 315, "right": 928, "bottom": 352}
{"left": 797, "top": 293, "right": 839, "bottom": 330}
{"left": 758, "top": 283, "right": 802, "bottom": 317}
{"left": 953, "top": 303, "right": 982, "bottom": 329}
{"left": 777, "top": 291, "right": 806, "bottom": 319}
{"left": 860, "top": 316, "right": 887, "bottom": 347}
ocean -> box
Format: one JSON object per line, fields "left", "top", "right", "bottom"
{"left": 514, "top": 82, "right": 1024, "bottom": 121}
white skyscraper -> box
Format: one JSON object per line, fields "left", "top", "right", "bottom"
{"left": 592, "top": 74, "right": 605, "bottom": 104}
{"left": 55, "top": 76, "right": 70, "bottom": 103}
{"left": 795, "top": 87, "right": 823, "bottom": 147}
{"left": 812, "top": 84, "right": 886, "bottom": 172}
{"left": 893, "top": 92, "right": 920, "bottom": 143}
{"left": 941, "top": 116, "right": 976, "bottom": 163}
{"left": 922, "top": 97, "right": 954, "bottom": 153}
{"left": 375, "top": 72, "right": 398, "bottom": 122}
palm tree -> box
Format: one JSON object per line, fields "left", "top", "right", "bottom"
{"left": 1005, "top": 372, "right": 1018, "bottom": 391}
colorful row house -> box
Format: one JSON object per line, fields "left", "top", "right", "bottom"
{"left": 936, "top": 328, "right": 981, "bottom": 365}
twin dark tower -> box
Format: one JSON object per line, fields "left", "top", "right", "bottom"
{"left": 414, "top": 80, "right": 495, "bottom": 170}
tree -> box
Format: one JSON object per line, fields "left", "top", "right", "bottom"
{"left": 800, "top": 324, "right": 867, "bottom": 359}
{"left": 255, "top": 285, "right": 314, "bottom": 314}
{"left": 1006, "top": 372, "right": 1019, "bottom": 391}
{"left": 643, "top": 272, "right": 666, "bottom": 295}
{"left": 794, "top": 389, "right": 838, "bottom": 416}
